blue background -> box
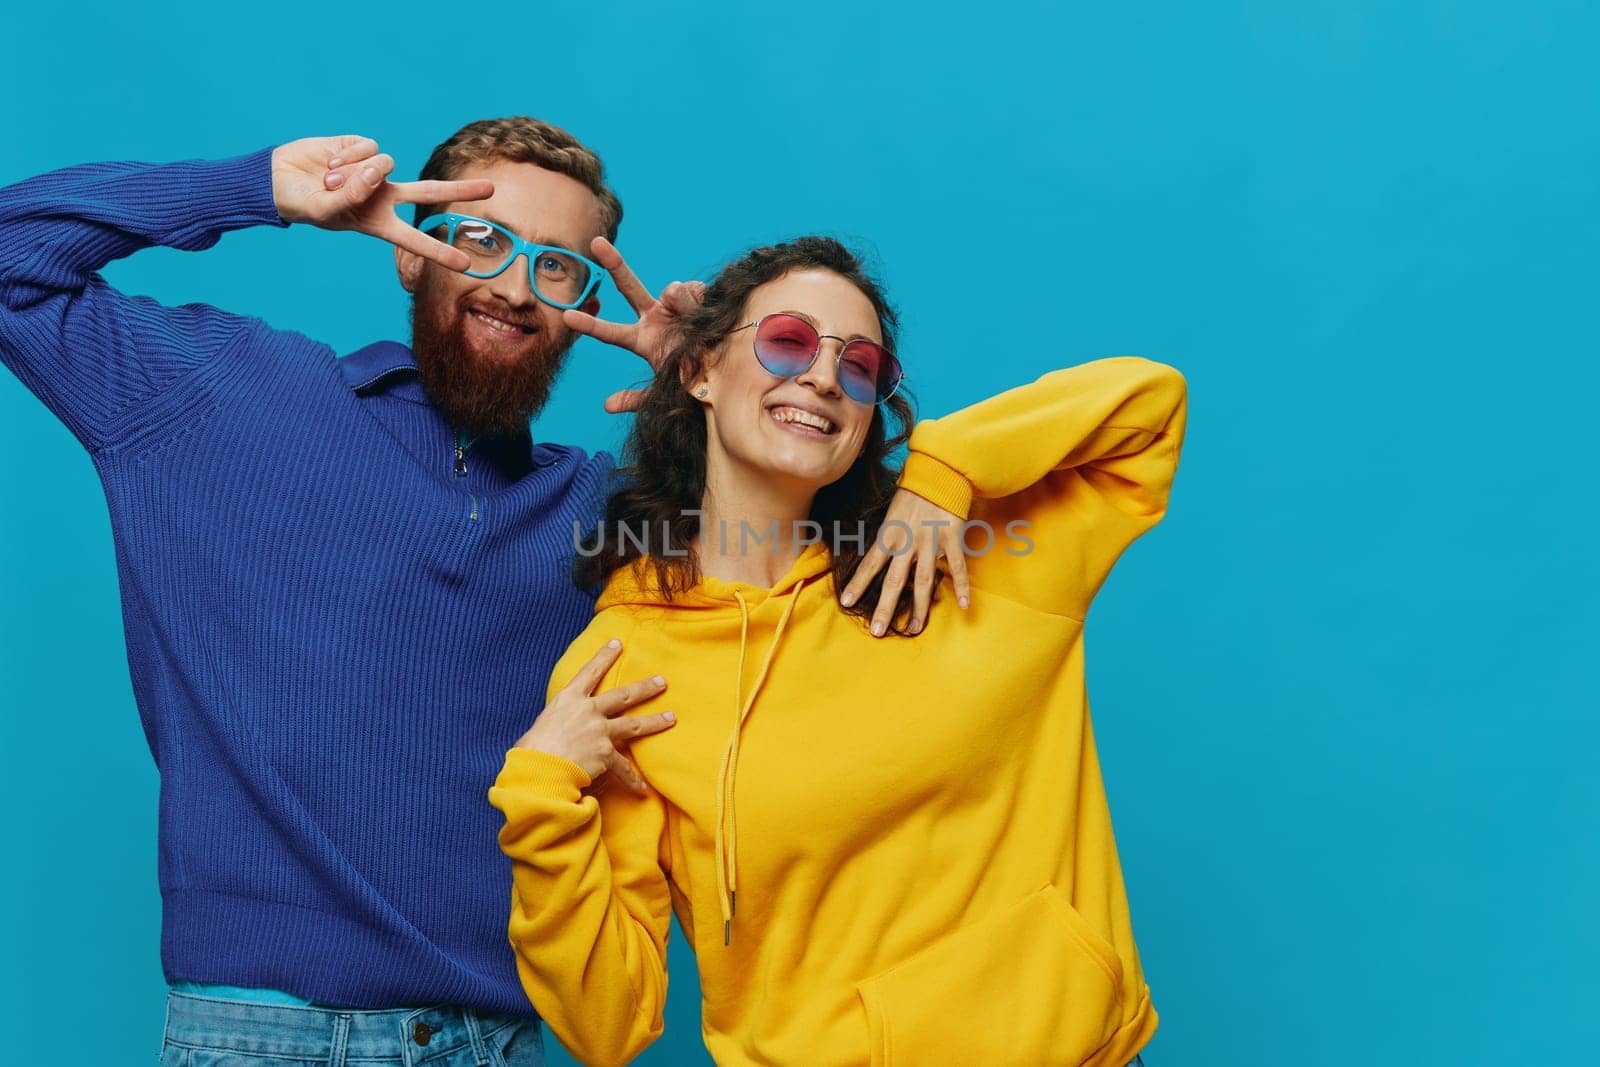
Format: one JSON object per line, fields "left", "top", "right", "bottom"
{"left": 2, "top": 2, "right": 1595, "bottom": 1064}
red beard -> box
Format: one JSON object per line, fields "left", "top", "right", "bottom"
{"left": 409, "top": 276, "right": 576, "bottom": 436}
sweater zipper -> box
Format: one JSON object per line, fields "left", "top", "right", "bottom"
{"left": 456, "top": 431, "right": 480, "bottom": 522}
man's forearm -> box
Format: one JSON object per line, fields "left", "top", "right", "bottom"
{"left": 0, "top": 149, "right": 286, "bottom": 298}
{"left": 0, "top": 149, "right": 285, "bottom": 449}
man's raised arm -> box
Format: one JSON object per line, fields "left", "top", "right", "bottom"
{"left": 0, "top": 136, "right": 487, "bottom": 450}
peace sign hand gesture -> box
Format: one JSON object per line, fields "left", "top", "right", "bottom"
{"left": 561, "top": 238, "right": 707, "bottom": 414}
{"left": 270, "top": 135, "right": 492, "bottom": 272}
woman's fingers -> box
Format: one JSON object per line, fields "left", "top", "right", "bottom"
{"left": 871, "top": 553, "right": 912, "bottom": 637}
{"left": 605, "top": 751, "right": 652, "bottom": 794}
{"left": 593, "top": 673, "right": 667, "bottom": 716}
{"left": 608, "top": 711, "right": 677, "bottom": 742}
{"left": 945, "top": 532, "right": 972, "bottom": 609}
{"left": 911, "top": 538, "right": 937, "bottom": 634}
{"left": 522, "top": 647, "right": 671, "bottom": 786}
{"left": 600, "top": 712, "right": 675, "bottom": 794}
{"left": 562, "top": 638, "right": 624, "bottom": 698}
{"left": 839, "top": 544, "right": 887, "bottom": 607}
{"left": 842, "top": 513, "right": 911, "bottom": 610}
{"left": 850, "top": 490, "right": 973, "bottom": 626}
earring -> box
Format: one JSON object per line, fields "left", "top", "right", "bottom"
{"left": 696, "top": 387, "right": 708, "bottom": 398}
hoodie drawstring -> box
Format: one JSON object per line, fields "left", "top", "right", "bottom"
{"left": 714, "top": 578, "right": 807, "bottom": 946}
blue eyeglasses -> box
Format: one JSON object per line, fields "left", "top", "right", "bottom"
{"left": 416, "top": 213, "right": 605, "bottom": 310}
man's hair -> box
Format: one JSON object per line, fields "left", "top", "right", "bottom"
{"left": 414, "top": 116, "right": 622, "bottom": 242}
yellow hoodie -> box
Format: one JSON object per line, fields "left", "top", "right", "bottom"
{"left": 491, "top": 357, "right": 1187, "bottom": 1067}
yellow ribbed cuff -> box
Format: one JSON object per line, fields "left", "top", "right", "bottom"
{"left": 495, "top": 746, "right": 593, "bottom": 801}
{"left": 899, "top": 450, "right": 975, "bottom": 518}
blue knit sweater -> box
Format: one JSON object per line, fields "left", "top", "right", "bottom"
{"left": 0, "top": 149, "right": 613, "bottom": 1013}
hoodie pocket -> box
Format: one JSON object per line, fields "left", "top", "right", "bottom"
{"left": 856, "top": 884, "right": 1125, "bottom": 1067}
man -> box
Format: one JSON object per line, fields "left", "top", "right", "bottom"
{"left": 0, "top": 118, "right": 682, "bottom": 1066}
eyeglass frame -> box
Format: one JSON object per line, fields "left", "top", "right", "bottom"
{"left": 414, "top": 213, "right": 606, "bottom": 310}
{"left": 731, "top": 314, "right": 908, "bottom": 405}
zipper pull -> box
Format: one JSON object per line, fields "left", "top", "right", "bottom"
{"left": 454, "top": 442, "right": 468, "bottom": 478}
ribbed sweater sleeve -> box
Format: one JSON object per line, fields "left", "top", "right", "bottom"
{"left": 0, "top": 149, "right": 285, "bottom": 449}
{"left": 897, "top": 357, "right": 1188, "bottom": 618}
{"left": 489, "top": 635, "right": 672, "bottom": 1067}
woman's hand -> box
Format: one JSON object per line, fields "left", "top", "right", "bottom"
{"left": 839, "top": 489, "right": 972, "bottom": 637}
{"left": 271, "top": 135, "right": 492, "bottom": 271}
{"left": 560, "top": 239, "right": 707, "bottom": 413}
{"left": 513, "top": 638, "right": 676, "bottom": 793}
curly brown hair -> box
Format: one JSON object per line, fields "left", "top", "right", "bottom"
{"left": 576, "top": 236, "right": 927, "bottom": 635}
{"left": 413, "top": 116, "right": 622, "bottom": 242}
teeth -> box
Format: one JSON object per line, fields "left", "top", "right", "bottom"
{"left": 771, "top": 406, "right": 835, "bottom": 433}
{"left": 473, "top": 310, "right": 525, "bottom": 334}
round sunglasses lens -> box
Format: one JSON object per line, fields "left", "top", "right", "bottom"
{"left": 530, "top": 249, "right": 593, "bottom": 308}
{"left": 753, "top": 315, "right": 820, "bottom": 376}
{"left": 448, "top": 219, "right": 516, "bottom": 276}
{"left": 839, "top": 341, "right": 901, "bottom": 404}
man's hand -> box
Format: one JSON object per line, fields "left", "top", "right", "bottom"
{"left": 561, "top": 238, "right": 707, "bottom": 413}
{"left": 840, "top": 489, "right": 972, "bottom": 637}
{"left": 512, "top": 639, "right": 675, "bottom": 793}
{"left": 270, "top": 135, "right": 492, "bottom": 272}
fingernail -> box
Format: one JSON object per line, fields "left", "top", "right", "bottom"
{"left": 653, "top": 675, "right": 667, "bottom": 687}
{"left": 328, "top": 157, "right": 343, "bottom": 169}
{"left": 872, "top": 621, "right": 885, "bottom": 636}
{"left": 959, "top": 597, "right": 970, "bottom": 609}
{"left": 663, "top": 711, "right": 676, "bottom": 722}
{"left": 326, "top": 173, "right": 345, "bottom": 189}
{"left": 607, "top": 638, "right": 621, "bottom": 650}
{"left": 362, "top": 166, "right": 379, "bottom": 184}
{"left": 840, "top": 593, "right": 856, "bottom": 607}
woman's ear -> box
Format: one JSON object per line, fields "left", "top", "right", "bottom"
{"left": 682, "top": 348, "right": 715, "bottom": 403}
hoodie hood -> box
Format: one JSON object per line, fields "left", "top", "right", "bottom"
{"left": 595, "top": 540, "right": 835, "bottom": 612}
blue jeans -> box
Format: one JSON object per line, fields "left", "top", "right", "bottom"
{"left": 160, "top": 992, "right": 544, "bottom": 1066}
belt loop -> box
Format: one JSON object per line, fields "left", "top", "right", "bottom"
{"left": 463, "top": 1006, "right": 491, "bottom": 1067}
{"left": 328, "top": 1012, "right": 351, "bottom": 1067}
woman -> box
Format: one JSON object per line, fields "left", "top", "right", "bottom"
{"left": 489, "top": 236, "right": 1186, "bottom": 1067}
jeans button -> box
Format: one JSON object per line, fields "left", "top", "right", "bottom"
{"left": 413, "top": 1021, "right": 432, "bottom": 1046}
